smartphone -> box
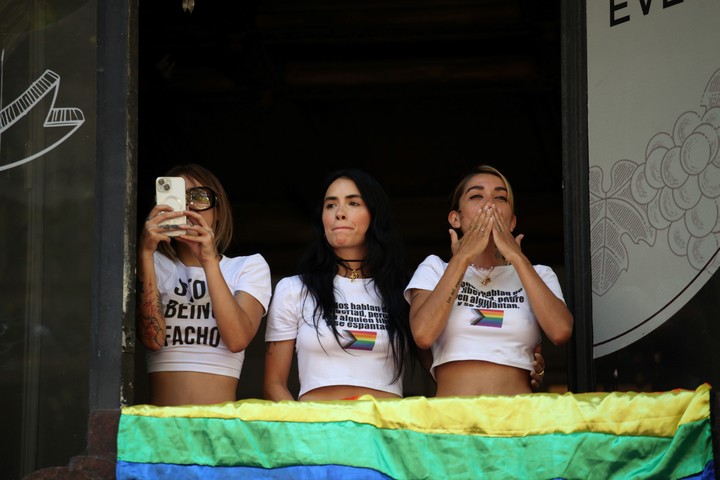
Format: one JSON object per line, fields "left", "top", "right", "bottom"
{"left": 155, "top": 176, "right": 187, "bottom": 236}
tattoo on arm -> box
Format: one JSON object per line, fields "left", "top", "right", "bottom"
{"left": 140, "top": 313, "right": 163, "bottom": 349}
{"left": 137, "top": 287, "right": 165, "bottom": 349}
{"left": 151, "top": 292, "right": 164, "bottom": 348}
{"left": 446, "top": 273, "right": 464, "bottom": 304}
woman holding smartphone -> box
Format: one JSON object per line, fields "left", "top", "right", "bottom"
{"left": 137, "top": 163, "right": 272, "bottom": 406}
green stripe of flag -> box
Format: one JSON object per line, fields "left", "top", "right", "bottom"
{"left": 117, "top": 414, "right": 712, "bottom": 480}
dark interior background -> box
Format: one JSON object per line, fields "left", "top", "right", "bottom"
{"left": 134, "top": 0, "right": 567, "bottom": 402}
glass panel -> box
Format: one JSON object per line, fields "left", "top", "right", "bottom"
{"left": 595, "top": 273, "right": 720, "bottom": 392}
{"left": 586, "top": 0, "right": 720, "bottom": 394}
{"left": 0, "top": 0, "right": 96, "bottom": 476}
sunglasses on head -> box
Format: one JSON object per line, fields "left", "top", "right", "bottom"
{"left": 186, "top": 186, "right": 218, "bottom": 211}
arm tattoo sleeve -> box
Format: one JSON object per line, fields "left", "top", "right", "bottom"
{"left": 137, "top": 287, "right": 165, "bottom": 349}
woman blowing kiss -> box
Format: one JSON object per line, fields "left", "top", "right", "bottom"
{"left": 405, "top": 165, "right": 573, "bottom": 396}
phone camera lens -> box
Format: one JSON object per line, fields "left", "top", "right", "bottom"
{"left": 163, "top": 184, "right": 171, "bottom": 191}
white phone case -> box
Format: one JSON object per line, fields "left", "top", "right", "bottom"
{"left": 155, "top": 177, "right": 187, "bottom": 236}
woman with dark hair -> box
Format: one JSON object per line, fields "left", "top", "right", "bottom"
{"left": 405, "top": 165, "right": 572, "bottom": 396}
{"left": 137, "top": 163, "right": 272, "bottom": 406}
{"left": 263, "top": 169, "right": 416, "bottom": 401}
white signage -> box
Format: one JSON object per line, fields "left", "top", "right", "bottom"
{"left": 587, "top": 0, "right": 720, "bottom": 357}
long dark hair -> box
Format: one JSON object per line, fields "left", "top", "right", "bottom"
{"left": 297, "top": 169, "right": 414, "bottom": 383}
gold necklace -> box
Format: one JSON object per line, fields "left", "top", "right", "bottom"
{"left": 348, "top": 267, "right": 360, "bottom": 282}
{"left": 337, "top": 258, "right": 365, "bottom": 282}
{"left": 472, "top": 265, "right": 495, "bottom": 286}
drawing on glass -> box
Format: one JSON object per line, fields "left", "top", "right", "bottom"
{"left": 0, "top": 50, "right": 85, "bottom": 172}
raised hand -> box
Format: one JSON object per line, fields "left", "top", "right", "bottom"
{"left": 450, "top": 205, "right": 495, "bottom": 260}
{"left": 175, "top": 210, "right": 219, "bottom": 265}
{"left": 140, "top": 205, "right": 186, "bottom": 253}
{"left": 488, "top": 204, "right": 523, "bottom": 261}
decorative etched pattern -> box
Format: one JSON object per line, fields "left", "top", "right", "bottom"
{"left": 591, "top": 69, "right": 720, "bottom": 295}
{"left": 590, "top": 161, "right": 656, "bottom": 295}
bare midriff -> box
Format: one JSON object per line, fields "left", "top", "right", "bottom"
{"left": 434, "top": 360, "right": 531, "bottom": 397}
{"left": 299, "top": 385, "right": 401, "bottom": 401}
{"left": 149, "top": 371, "right": 239, "bottom": 406}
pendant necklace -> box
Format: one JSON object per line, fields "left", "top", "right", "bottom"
{"left": 472, "top": 265, "right": 495, "bottom": 286}
{"left": 337, "top": 258, "right": 365, "bottom": 282}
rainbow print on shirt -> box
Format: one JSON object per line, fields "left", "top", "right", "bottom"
{"left": 342, "top": 330, "right": 377, "bottom": 351}
{"left": 471, "top": 309, "right": 504, "bottom": 328}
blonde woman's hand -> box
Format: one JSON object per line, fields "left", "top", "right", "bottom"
{"left": 176, "top": 210, "right": 219, "bottom": 265}
{"left": 489, "top": 204, "right": 524, "bottom": 261}
{"left": 140, "top": 205, "right": 185, "bottom": 253}
{"left": 450, "top": 205, "right": 494, "bottom": 259}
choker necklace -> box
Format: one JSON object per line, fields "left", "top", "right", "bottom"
{"left": 337, "top": 258, "right": 365, "bottom": 282}
{"left": 471, "top": 265, "right": 495, "bottom": 286}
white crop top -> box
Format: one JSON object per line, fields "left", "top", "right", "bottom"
{"left": 265, "top": 275, "right": 402, "bottom": 398}
{"left": 146, "top": 252, "right": 272, "bottom": 378}
{"left": 404, "top": 254, "right": 566, "bottom": 379}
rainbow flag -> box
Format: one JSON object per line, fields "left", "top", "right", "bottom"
{"left": 471, "top": 308, "right": 504, "bottom": 327}
{"left": 117, "top": 383, "right": 716, "bottom": 479}
{"left": 342, "top": 330, "right": 377, "bottom": 350}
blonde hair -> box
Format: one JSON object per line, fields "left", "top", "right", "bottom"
{"left": 449, "top": 165, "right": 515, "bottom": 212}
{"left": 157, "top": 164, "right": 233, "bottom": 260}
